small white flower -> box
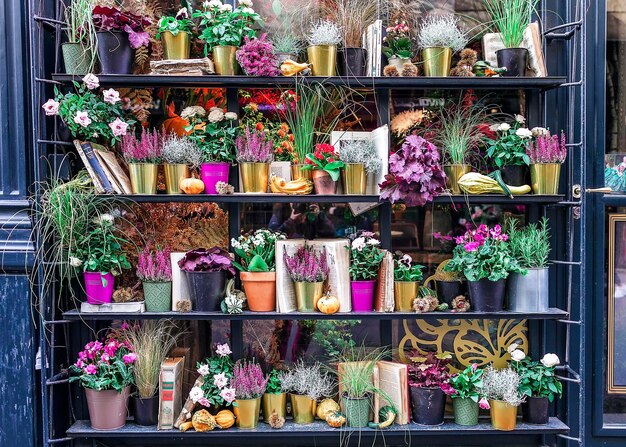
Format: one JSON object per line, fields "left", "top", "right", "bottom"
{"left": 175, "top": 7, "right": 189, "bottom": 19}
{"left": 510, "top": 349, "right": 526, "bottom": 362}
{"left": 42, "top": 99, "right": 60, "bottom": 116}
{"left": 215, "top": 343, "right": 232, "bottom": 356}
{"left": 219, "top": 3, "right": 233, "bottom": 12}
{"left": 531, "top": 127, "right": 550, "bottom": 137}
{"left": 213, "top": 372, "right": 228, "bottom": 388}
{"left": 238, "top": 0, "right": 253, "bottom": 7}
{"left": 98, "top": 213, "right": 114, "bottom": 225}
{"left": 515, "top": 114, "right": 526, "bottom": 124}
{"left": 498, "top": 123, "right": 511, "bottom": 132}
{"left": 507, "top": 343, "right": 519, "bottom": 354}
{"left": 108, "top": 118, "right": 128, "bottom": 137}
{"left": 205, "top": 0, "right": 222, "bottom": 8}
{"left": 189, "top": 386, "right": 204, "bottom": 403}
{"left": 224, "top": 112, "right": 238, "bottom": 120}
{"left": 239, "top": 6, "right": 255, "bottom": 14}
{"left": 82, "top": 73, "right": 100, "bottom": 90}
{"left": 515, "top": 128, "right": 533, "bottom": 139}
{"left": 197, "top": 364, "right": 210, "bottom": 376}
{"left": 367, "top": 238, "right": 380, "bottom": 246}
{"left": 351, "top": 237, "right": 366, "bottom": 251}
{"left": 73, "top": 111, "right": 92, "bottom": 127}
{"left": 208, "top": 108, "right": 225, "bottom": 123}
{"left": 102, "top": 88, "right": 121, "bottom": 104}
{"left": 489, "top": 123, "right": 501, "bottom": 132}
{"left": 69, "top": 257, "right": 82, "bottom": 267}
{"left": 180, "top": 106, "right": 206, "bottom": 119}
{"left": 540, "top": 353, "right": 560, "bottom": 368}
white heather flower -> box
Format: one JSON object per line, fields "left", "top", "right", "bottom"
{"left": 515, "top": 114, "right": 526, "bottom": 124}
{"left": 531, "top": 127, "right": 550, "bottom": 137}
{"left": 213, "top": 372, "right": 228, "bottom": 388}
{"left": 515, "top": 128, "right": 533, "bottom": 139}
{"left": 498, "top": 123, "right": 511, "bottom": 132}
{"left": 224, "top": 112, "right": 238, "bottom": 120}
{"left": 102, "top": 88, "right": 121, "bottom": 104}
{"left": 510, "top": 349, "right": 526, "bottom": 362}
{"left": 219, "top": 3, "right": 233, "bottom": 12}
{"left": 180, "top": 106, "right": 206, "bottom": 119}
{"left": 208, "top": 108, "right": 225, "bottom": 123}
{"left": 189, "top": 386, "right": 204, "bottom": 403}
{"left": 42, "top": 99, "right": 60, "bottom": 116}
{"left": 69, "top": 257, "right": 82, "bottom": 267}
{"left": 197, "top": 364, "right": 210, "bottom": 376}
{"left": 367, "top": 238, "right": 380, "bottom": 246}
{"left": 108, "top": 118, "right": 128, "bottom": 137}
{"left": 175, "top": 7, "right": 189, "bottom": 19}
{"left": 82, "top": 73, "right": 100, "bottom": 89}
{"left": 73, "top": 111, "right": 92, "bottom": 127}
{"left": 540, "top": 353, "right": 560, "bottom": 368}
{"left": 351, "top": 237, "right": 366, "bottom": 251}
{"left": 215, "top": 343, "right": 232, "bottom": 356}
{"left": 238, "top": 0, "right": 253, "bottom": 7}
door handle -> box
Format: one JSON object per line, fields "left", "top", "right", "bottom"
{"left": 585, "top": 187, "right": 613, "bottom": 193}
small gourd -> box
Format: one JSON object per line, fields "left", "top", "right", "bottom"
{"left": 191, "top": 409, "right": 220, "bottom": 432}
{"left": 316, "top": 293, "right": 340, "bottom": 314}
{"left": 179, "top": 177, "right": 205, "bottom": 194}
{"left": 316, "top": 398, "right": 340, "bottom": 419}
{"left": 215, "top": 409, "right": 235, "bottom": 429}
{"left": 367, "top": 405, "right": 397, "bottom": 429}
{"left": 325, "top": 411, "right": 346, "bottom": 428}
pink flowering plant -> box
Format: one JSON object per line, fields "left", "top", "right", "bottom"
{"left": 408, "top": 350, "right": 452, "bottom": 390}
{"left": 92, "top": 6, "right": 150, "bottom": 49}
{"left": 231, "top": 359, "right": 269, "bottom": 400}
{"left": 69, "top": 336, "right": 136, "bottom": 391}
{"left": 347, "top": 231, "right": 385, "bottom": 280}
{"left": 136, "top": 245, "right": 172, "bottom": 282}
{"left": 445, "top": 363, "right": 486, "bottom": 407}
{"left": 382, "top": 21, "right": 413, "bottom": 59}
{"left": 121, "top": 128, "right": 163, "bottom": 164}
{"left": 235, "top": 125, "right": 275, "bottom": 163}
{"left": 526, "top": 131, "right": 567, "bottom": 164}
{"left": 236, "top": 34, "right": 281, "bottom": 76}
{"left": 194, "top": 343, "right": 236, "bottom": 408}
{"left": 379, "top": 135, "right": 447, "bottom": 207}
{"left": 284, "top": 244, "right": 329, "bottom": 283}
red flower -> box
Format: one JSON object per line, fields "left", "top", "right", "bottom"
{"left": 315, "top": 152, "right": 324, "bottom": 160}
{"left": 255, "top": 122, "right": 264, "bottom": 131}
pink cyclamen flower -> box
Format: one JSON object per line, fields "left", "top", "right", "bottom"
{"left": 123, "top": 353, "right": 137, "bottom": 364}
{"left": 103, "top": 88, "right": 121, "bottom": 104}
{"left": 42, "top": 99, "right": 60, "bottom": 116}
{"left": 75, "top": 360, "right": 84, "bottom": 368}
{"left": 74, "top": 111, "right": 92, "bottom": 127}
{"left": 198, "top": 397, "right": 211, "bottom": 408}
{"left": 479, "top": 398, "right": 490, "bottom": 410}
{"left": 440, "top": 382, "right": 455, "bottom": 396}
{"left": 464, "top": 242, "right": 480, "bottom": 252}
{"left": 213, "top": 372, "right": 228, "bottom": 389}
{"left": 471, "top": 363, "right": 478, "bottom": 372}
{"left": 108, "top": 118, "right": 128, "bottom": 137}
{"left": 84, "top": 364, "right": 97, "bottom": 375}
{"left": 220, "top": 387, "right": 236, "bottom": 403}
{"left": 82, "top": 73, "right": 100, "bottom": 89}
{"left": 216, "top": 343, "right": 232, "bottom": 356}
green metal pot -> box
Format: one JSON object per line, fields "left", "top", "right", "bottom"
{"left": 142, "top": 281, "right": 172, "bottom": 312}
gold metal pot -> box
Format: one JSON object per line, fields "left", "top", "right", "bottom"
{"left": 444, "top": 164, "right": 471, "bottom": 194}
{"left": 213, "top": 45, "right": 239, "bottom": 75}
{"left": 293, "top": 281, "right": 324, "bottom": 312}
{"left": 489, "top": 400, "right": 518, "bottom": 431}
{"left": 233, "top": 397, "right": 261, "bottom": 429}
{"left": 128, "top": 163, "right": 158, "bottom": 194}
{"left": 422, "top": 47, "right": 453, "bottom": 77}
{"left": 394, "top": 281, "right": 418, "bottom": 312}
{"left": 307, "top": 45, "right": 337, "bottom": 76}
{"left": 291, "top": 163, "right": 313, "bottom": 181}
{"left": 342, "top": 163, "right": 366, "bottom": 195}
{"left": 161, "top": 31, "right": 190, "bottom": 60}
{"left": 163, "top": 163, "right": 190, "bottom": 194}
{"left": 312, "top": 169, "right": 338, "bottom": 194}
{"left": 240, "top": 162, "right": 270, "bottom": 193}
{"left": 262, "top": 392, "right": 287, "bottom": 421}
{"left": 530, "top": 163, "right": 561, "bottom": 195}
{"left": 290, "top": 394, "right": 317, "bottom": 424}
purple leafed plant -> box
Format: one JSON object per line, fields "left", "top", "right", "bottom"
{"left": 121, "top": 128, "right": 163, "bottom": 163}
{"left": 379, "top": 135, "right": 447, "bottom": 207}
{"left": 137, "top": 245, "right": 172, "bottom": 282}
{"left": 526, "top": 132, "right": 567, "bottom": 164}
{"left": 236, "top": 126, "right": 275, "bottom": 163}
{"left": 283, "top": 244, "right": 329, "bottom": 283}
{"left": 235, "top": 34, "right": 281, "bottom": 77}
{"left": 177, "top": 247, "right": 235, "bottom": 275}
{"left": 408, "top": 350, "right": 452, "bottom": 390}
{"left": 231, "top": 360, "right": 268, "bottom": 400}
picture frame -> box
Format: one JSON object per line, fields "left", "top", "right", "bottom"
{"left": 607, "top": 214, "right": 626, "bottom": 393}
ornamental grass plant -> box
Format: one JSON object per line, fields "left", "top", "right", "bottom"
{"left": 482, "top": 0, "right": 538, "bottom": 49}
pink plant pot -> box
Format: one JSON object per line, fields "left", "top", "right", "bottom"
{"left": 84, "top": 272, "right": 114, "bottom": 305}
{"left": 201, "top": 162, "right": 230, "bottom": 195}
{"left": 350, "top": 279, "right": 377, "bottom": 312}
{"left": 85, "top": 386, "right": 130, "bottom": 430}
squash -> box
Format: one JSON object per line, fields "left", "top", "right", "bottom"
{"left": 192, "top": 409, "right": 220, "bottom": 432}
{"left": 316, "top": 398, "right": 340, "bottom": 419}
{"left": 162, "top": 102, "right": 190, "bottom": 137}
{"left": 316, "top": 293, "right": 340, "bottom": 314}
{"left": 367, "top": 406, "right": 397, "bottom": 429}
{"left": 215, "top": 409, "right": 235, "bottom": 429}
{"left": 325, "top": 411, "right": 346, "bottom": 428}
{"left": 179, "top": 177, "right": 205, "bottom": 194}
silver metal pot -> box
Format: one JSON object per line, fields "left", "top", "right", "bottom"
{"left": 507, "top": 268, "right": 549, "bottom": 312}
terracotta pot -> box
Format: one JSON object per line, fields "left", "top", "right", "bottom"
{"left": 312, "top": 169, "right": 338, "bottom": 194}
{"left": 240, "top": 271, "right": 276, "bottom": 311}
{"left": 85, "top": 386, "right": 130, "bottom": 430}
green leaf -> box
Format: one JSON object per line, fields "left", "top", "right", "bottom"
{"left": 248, "top": 255, "right": 269, "bottom": 272}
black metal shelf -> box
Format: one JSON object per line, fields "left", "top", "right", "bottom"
{"left": 63, "top": 308, "right": 568, "bottom": 321}
{"left": 51, "top": 74, "right": 568, "bottom": 90}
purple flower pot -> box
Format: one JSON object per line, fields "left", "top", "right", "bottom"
{"left": 351, "top": 280, "right": 377, "bottom": 312}
{"left": 83, "top": 272, "right": 114, "bottom": 305}
{"left": 201, "top": 162, "right": 230, "bottom": 195}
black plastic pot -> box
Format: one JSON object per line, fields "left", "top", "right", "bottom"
{"left": 409, "top": 386, "right": 446, "bottom": 426}
{"left": 97, "top": 31, "right": 134, "bottom": 74}
{"left": 496, "top": 48, "right": 529, "bottom": 77}
{"left": 342, "top": 48, "right": 367, "bottom": 77}
{"left": 501, "top": 165, "right": 529, "bottom": 187}
{"left": 133, "top": 395, "right": 159, "bottom": 426}
{"left": 521, "top": 396, "right": 549, "bottom": 424}
{"left": 436, "top": 280, "right": 467, "bottom": 306}
{"left": 186, "top": 270, "right": 227, "bottom": 311}
{"left": 467, "top": 278, "right": 507, "bottom": 312}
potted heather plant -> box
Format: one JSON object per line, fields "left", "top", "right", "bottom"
{"left": 121, "top": 128, "right": 162, "bottom": 195}
{"left": 280, "top": 360, "right": 335, "bottom": 424}
{"left": 301, "top": 143, "right": 345, "bottom": 195}
{"left": 417, "top": 14, "right": 468, "bottom": 77}
{"left": 481, "top": 364, "right": 525, "bottom": 430}
{"left": 347, "top": 232, "right": 385, "bottom": 311}
{"left": 69, "top": 335, "right": 136, "bottom": 429}
{"left": 236, "top": 125, "right": 275, "bottom": 193}
{"left": 231, "top": 229, "right": 286, "bottom": 311}
{"left": 262, "top": 369, "right": 287, "bottom": 422}
{"left": 193, "top": 343, "right": 236, "bottom": 410}
{"left": 526, "top": 129, "right": 567, "bottom": 194}
{"left": 161, "top": 134, "right": 204, "bottom": 194}
{"left": 486, "top": 116, "right": 533, "bottom": 186}
{"left": 236, "top": 34, "right": 281, "bottom": 76}
{"left": 393, "top": 253, "right": 424, "bottom": 312}
{"left": 156, "top": 7, "right": 194, "bottom": 60}
{"left": 338, "top": 139, "right": 382, "bottom": 195}
{"left": 306, "top": 20, "right": 342, "bottom": 76}
{"left": 231, "top": 360, "right": 269, "bottom": 429}
{"left": 408, "top": 351, "right": 452, "bottom": 426}
{"left": 383, "top": 21, "right": 413, "bottom": 71}
{"left": 137, "top": 245, "right": 172, "bottom": 312}
{"left": 177, "top": 247, "right": 235, "bottom": 311}
{"left": 62, "top": 0, "right": 97, "bottom": 74}
{"left": 284, "top": 244, "right": 329, "bottom": 312}
{"left": 445, "top": 363, "right": 488, "bottom": 426}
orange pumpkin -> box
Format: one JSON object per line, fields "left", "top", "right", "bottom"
{"left": 317, "top": 293, "right": 340, "bottom": 314}
{"left": 179, "top": 177, "right": 205, "bottom": 194}
{"left": 215, "top": 409, "right": 235, "bottom": 429}
{"left": 162, "top": 102, "right": 190, "bottom": 137}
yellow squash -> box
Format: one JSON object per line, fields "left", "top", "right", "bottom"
{"left": 457, "top": 172, "right": 531, "bottom": 195}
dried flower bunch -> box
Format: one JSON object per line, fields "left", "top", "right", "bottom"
{"left": 193, "top": 343, "right": 236, "bottom": 408}
{"left": 279, "top": 359, "right": 335, "bottom": 400}
{"left": 235, "top": 126, "right": 275, "bottom": 163}
{"left": 231, "top": 359, "right": 269, "bottom": 400}
{"left": 236, "top": 34, "right": 281, "bottom": 76}
{"left": 527, "top": 131, "right": 567, "bottom": 164}
{"left": 121, "top": 128, "right": 163, "bottom": 164}
{"left": 408, "top": 350, "right": 452, "bottom": 389}
{"left": 136, "top": 245, "right": 172, "bottom": 282}
{"left": 284, "top": 244, "right": 329, "bottom": 283}
{"left": 308, "top": 20, "right": 342, "bottom": 46}
{"left": 162, "top": 134, "right": 204, "bottom": 168}
{"left": 417, "top": 14, "right": 468, "bottom": 52}
{"left": 481, "top": 364, "right": 525, "bottom": 407}
{"left": 338, "top": 139, "right": 382, "bottom": 175}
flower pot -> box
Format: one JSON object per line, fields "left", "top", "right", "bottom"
{"left": 530, "top": 163, "right": 561, "bottom": 195}
{"left": 83, "top": 272, "right": 114, "bottom": 305}
{"left": 234, "top": 397, "right": 261, "bottom": 429}
{"left": 97, "top": 31, "right": 134, "bottom": 74}
{"left": 164, "top": 163, "right": 190, "bottom": 194}
{"left": 240, "top": 162, "right": 270, "bottom": 193}
{"left": 342, "top": 163, "right": 367, "bottom": 195}
{"left": 312, "top": 170, "right": 338, "bottom": 195}
{"left": 342, "top": 395, "right": 371, "bottom": 428}
{"left": 276, "top": 52, "right": 297, "bottom": 65}
{"left": 467, "top": 278, "right": 507, "bottom": 312}
{"left": 142, "top": 281, "right": 172, "bottom": 312}
{"left": 489, "top": 399, "right": 518, "bottom": 431}
{"left": 521, "top": 396, "right": 549, "bottom": 425}
{"left": 501, "top": 165, "right": 529, "bottom": 187}
{"left": 213, "top": 45, "right": 239, "bottom": 75}
{"left": 128, "top": 163, "right": 158, "bottom": 194}
{"left": 409, "top": 386, "right": 446, "bottom": 426}
{"left": 62, "top": 42, "right": 93, "bottom": 75}
{"left": 507, "top": 268, "right": 549, "bottom": 312}
{"left": 185, "top": 270, "right": 227, "bottom": 311}
{"left": 341, "top": 47, "right": 367, "bottom": 77}
{"left": 132, "top": 395, "right": 159, "bottom": 426}
{"left": 307, "top": 45, "right": 337, "bottom": 76}
{"left": 351, "top": 279, "right": 377, "bottom": 312}
{"left": 240, "top": 271, "right": 276, "bottom": 311}
{"left": 262, "top": 392, "right": 287, "bottom": 421}
{"left": 161, "top": 31, "right": 190, "bottom": 60}
{"left": 200, "top": 162, "right": 230, "bottom": 195}
{"left": 394, "top": 281, "right": 418, "bottom": 312}
{"left": 496, "top": 48, "right": 529, "bottom": 77}
{"left": 293, "top": 281, "right": 324, "bottom": 312}
{"left": 422, "top": 47, "right": 452, "bottom": 77}
{"left": 291, "top": 163, "right": 313, "bottom": 181}
{"left": 436, "top": 280, "right": 467, "bottom": 306}
{"left": 444, "top": 164, "right": 471, "bottom": 194}
{"left": 85, "top": 386, "right": 130, "bottom": 430}
{"left": 290, "top": 394, "right": 317, "bottom": 424}
{"left": 453, "top": 397, "right": 479, "bottom": 426}
{"left": 388, "top": 57, "right": 412, "bottom": 73}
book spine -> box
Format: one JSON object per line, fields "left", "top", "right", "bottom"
{"left": 159, "top": 368, "right": 176, "bottom": 429}
{"left": 81, "top": 142, "right": 115, "bottom": 193}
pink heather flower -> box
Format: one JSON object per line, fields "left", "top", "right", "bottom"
{"left": 479, "top": 397, "right": 490, "bottom": 410}
{"left": 103, "top": 88, "right": 121, "bottom": 104}
{"left": 84, "top": 364, "right": 97, "bottom": 375}
{"left": 123, "top": 353, "right": 138, "bottom": 364}
{"left": 74, "top": 111, "right": 92, "bottom": 127}
{"left": 108, "top": 118, "right": 128, "bottom": 137}
{"left": 82, "top": 74, "right": 100, "bottom": 89}
{"left": 42, "top": 99, "right": 60, "bottom": 116}
{"left": 213, "top": 372, "right": 228, "bottom": 389}
{"left": 121, "top": 322, "right": 130, "bottom": 330}
{"left": 216, "top": 343, "right": 232, "bottom": 357}
{"left": 220, "top": 387, "right": 236, "bottom": 403}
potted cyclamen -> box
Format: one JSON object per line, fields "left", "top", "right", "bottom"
{"left": 383, "top": 21, "right": 413, "bottom": 72}
{"left": 161, "top": 134, "right": 204, "bottom": 194}
{"left": 231, "top": 360, "right": 268, "bottom": 429}
{"left": 280, "top": 360, "right": 335, "bottom": 424}
{"left": 306, "top": 20, "right": 342, "bottom": 76}
{"left": 157, "top": 8, "right": 194, "bottom": 60}
{"left": 347, "top": 232, "right": 385, "bottom": 311}
{"left": 92, "top": 6, "right": 150, "bottom": 74}
{"left": 137, "top": 245, "right": 172, "bottom": 312}
{"left": 301, "top": 144, "right": 344, "bottom": 194}
{"left": 121, "top": 128, "right": 162, "bottom": 194}
{"left": 392, "top": 253, "right": 424, "bottom": 312}
{"left": 177, "top": 247, "right": 235, "bottom": 311}
{"left": 408, "top": 351, "right": 452, "bottom": 426}
{"left": 284, "top": 244, "right": 329, "bottom": 312}
{"left": 231, "top": 229, "right": 286, "bottom": 311}
{"left": 262, "top": 369, "right": 287, "bottom": 422}
{"left": 481, "top": 364, "right": 525, "bottom": 430}
{"left": 69, "top": 335, "right": 136, "bottom": 430}
{"left": 62, "top": 0, "right": 97, "bottom": 74}
{"left": 338, "top": 139, "right": 382, "bottom": 195}
{"left": 236, "top": 125, "right": 274, "bottom": 193}
{"left": 487, "top": 116, "right": 533, "bottom": 186}
{"left": 417, "top": 14, "right": 468, "bottom": 77}
{"left": 445, "top": 363, "right": 488, "bottom": 426}
{"left": 526, "top": 129, "right": 567, "bottom": 195}
{"left": 193, "top": 343, "right": 235, "bottom": 408}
